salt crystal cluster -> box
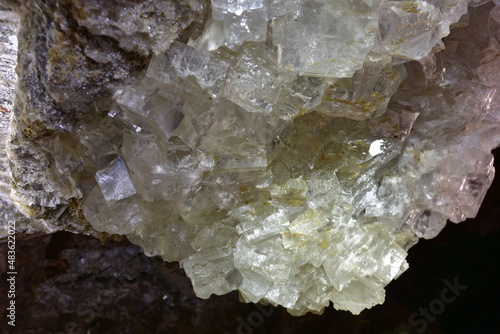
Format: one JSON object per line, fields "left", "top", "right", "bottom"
{"left": 78, "top": 0, "right": 500, "bottom": 315}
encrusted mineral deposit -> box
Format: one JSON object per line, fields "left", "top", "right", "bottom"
{"left": 4, "top": 0, "right": 500, "bottom": 315}
{"left": 0, "top": 7, "right": 29, "bottom": 233}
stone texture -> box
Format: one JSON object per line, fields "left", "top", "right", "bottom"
{"left": 70, "top": 0, "right": 208, "bottom": 56}
{"left": 1, "top": 0, "right": 499, "bottom": 318}
{"left": 0, "top": 8, "right": 29, "bottom": 236}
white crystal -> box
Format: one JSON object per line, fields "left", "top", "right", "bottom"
{"left": 82, "top": 187, "right": 150, "bottom": 235}
{"left": 95, "top": 156, "right": 136, "bottom": 202}
{"left": 121, "top": 133, "right": 204, "bottom": 201}
{"left": 147, "top": 41, "right": 230, "bottom": 96}
{"left": 115, "top": 85, "right": 184, "bottom": 139}
{"left": 379, "top": 0, "right": 468, "bottom": 60}
{"left": 198, "top": 0, "right": 268, "bottom": 49}
{"left": 272, "top": 0, "right": 382, "bottom": 77}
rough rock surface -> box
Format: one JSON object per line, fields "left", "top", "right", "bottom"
{"left": 0, "top": 7, "right": 28, "bottom": 235}
{"left": 70, "top": 0, "right": 208, "bottom": 56}
{"left": 3, "top": 0, "right": 208, "bottom": 236}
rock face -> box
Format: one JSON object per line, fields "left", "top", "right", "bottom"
{"left": 4, "top": 0, "right": 208, "bottom": 235}
{"left": 0, "top": 8, "right": 27, "bottom": 234}
{"left": 70, "top": 0, "right": 208, "bottom": 56}
{"left": 3, "top": 0, "right": 500, "bottom": 316}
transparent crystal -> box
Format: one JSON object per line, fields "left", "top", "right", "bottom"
{"left": 147, "top": 41, "right": 230, "bottom": 96}
{"left": 379, "top": 0, "right": 468, "bottom": 60}
{"left": 70, "top": 1, "right": 500, "bottom": 317}
{"left": 95, "top": 156, "right": 136, "bottom": 202}
{"left": 272, "top": 0, "right": 382, "bottom": 77}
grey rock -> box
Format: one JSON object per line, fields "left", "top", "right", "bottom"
{"left": 70, "top": 0, "right": 208, "bottom": 56}
{"left": 0, "top": 9, "right": 28, "bottom": 237}
{"left": 3, "top": 0, "right": 208, "bottom": 237}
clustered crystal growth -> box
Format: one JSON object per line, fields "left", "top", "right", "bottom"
{"left": 76, "top": 0, "right": 500, "bottom": 315}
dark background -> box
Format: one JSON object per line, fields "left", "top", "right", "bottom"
{"left": 0, "top": 148, "right": 499, "bottom": 334}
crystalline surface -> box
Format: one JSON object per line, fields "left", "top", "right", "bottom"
{"left": 378, "top": 0, "right": 468, "bottom": 59}
{"left": 316, "top": 52, "right": 406, "bottom": 120}
{"left": 147, "top": 41, "right": 230, "bottom": 96}
{"left": 210, "top": 0, "right": 269, "bottom": 48}
{"left": 272, "top": 0, "right": 383, "bottom": 77}
{"left": 95, "top": 156, "right": 137, "bottom": 202}
{"left": 75, "top": 1, "right": 500, "bottom": 316}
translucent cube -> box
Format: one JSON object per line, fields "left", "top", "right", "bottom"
{"left": 95, "top": 156, "right": 136, "bottom": 202}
